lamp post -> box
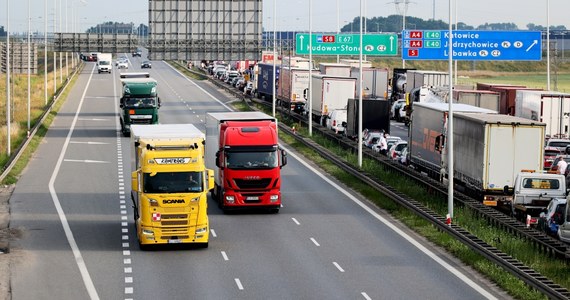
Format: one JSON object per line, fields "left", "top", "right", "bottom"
{"left": 308, "top": 0, "right": 313, "bottom": 136}
{"left": 27, "top": 0, "right": 31, "bottom": 134}
{"left": 45, "top": 0, "right": 48, "bottom": 105}
{"left": 272, "top": 0, "right": 276, "bottom": 117}
{"left": 6, "top": 0, "right": 11, "bottom": 156}
{"left": 547, "top": 0, "right": 551, "bottom": 91}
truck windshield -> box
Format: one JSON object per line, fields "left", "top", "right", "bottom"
{"left": 522, "top": 178, "right": 560, "bottom": 190}
{"left": 123, "top": 97, "right": 157, "bottom": 108}
{"left": 99, "top": 61, "right": 111, "bottom": 65}
{"left": 143, "top": 171, "right": 203, "bottom": 193}
{"left": 225, "top": 151, "right": 277, "bottom": 169}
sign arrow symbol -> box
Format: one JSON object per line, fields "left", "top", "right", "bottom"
{"left": 389, "top": 36, "right": 394, "bottom": 52}
{"left": 526, "top": 40, "right": 537, "bottom": 52}
{"left": 299, "top": 35, "right": 305, "bottom": 51}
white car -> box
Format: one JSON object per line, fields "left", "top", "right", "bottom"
{"left": 326, "top": 109, "right": 347, "bottom": 134}
{"left": 116, "top": 58, "right": 129, "bottom": 69}
{"left": 390, "top": 99, "right": 406, "bottom": 122}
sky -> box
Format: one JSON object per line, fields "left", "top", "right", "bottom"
{"left": 0, "top": 0, "right": 569, "bottom": 34}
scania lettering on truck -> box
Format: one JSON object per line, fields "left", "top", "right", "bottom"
{"left": 130, "top": 124, "right": 214, "bottom": 249}
{"left": 119, "top": 72, "right": 160, "bottom": 136}
{"left": 206, "top": 112, "right": 287, "bottom": 213}
{"left": 97, "top": 53, "right": 112, "bottom": 73}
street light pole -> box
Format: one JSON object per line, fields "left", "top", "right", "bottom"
{"left": 45, "top": 0, "right": 48, "bottom": 105}
{"left": 272, "top": 0, "right": 276, "bottom": 117}
{"left": 28, "top": 0, "right": 31, "bottom": 134}
{"left": 547, "top": 0, "right": 551, "bottom": 91}
{"left": 6, "top": 0, "right": 11, "bottom": 156}
{"left": 308, "top": 0, "right": 313, "bottom": 136}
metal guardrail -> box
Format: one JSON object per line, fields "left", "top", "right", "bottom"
{"left": 0, "top": 62, "right": 84, "bottom": 183}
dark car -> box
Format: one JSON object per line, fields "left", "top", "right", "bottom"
{"left": 141, "top": 61, "right": 152, "bottom": 69}
{"left": 132, "top": 49, "right": 142, "bottom": 57}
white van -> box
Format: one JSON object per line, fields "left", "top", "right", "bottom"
{"left": 326, "top": 109, "right": 347, "bottom": 134}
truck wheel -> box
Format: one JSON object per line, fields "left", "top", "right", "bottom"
{"left": 268, "top": 207, "right": 280, "bottom": 214}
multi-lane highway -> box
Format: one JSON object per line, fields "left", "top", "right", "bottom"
{"left": 8, "top": 54, "right": 509, "bottom": 299}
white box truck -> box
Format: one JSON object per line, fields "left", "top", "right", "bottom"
{"left": 514, "top": 90, "right": 570, "bottom": 138}
{"left": 405, "top": 70, "right": 449, "bottom": 93}
{"left": 318, "top": 63, "right": 352, "bottom": 77}
{"left": 310, "top": 74, "right": 356, "bottom": 125}
{"left": 97, "top": 53, "right": 113, "bottom": 74}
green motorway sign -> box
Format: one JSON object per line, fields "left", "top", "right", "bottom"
{"left": 295, "top": 33, "right": 398, "bottom": 56}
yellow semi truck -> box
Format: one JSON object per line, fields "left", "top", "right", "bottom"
{"left": 130, "top": 124, "right": 214, "bottom": 249}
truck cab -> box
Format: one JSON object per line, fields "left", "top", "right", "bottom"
{"left": 512, "top": 172, "right": 566, "bottom": 226}
{"left": 119, "top": 73, "right": 160, "bottom": 136}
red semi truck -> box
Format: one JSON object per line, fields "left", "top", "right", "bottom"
{"left": 205, "top": 112, "right": 287, "bottom": 213}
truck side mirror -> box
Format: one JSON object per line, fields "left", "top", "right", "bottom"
{"left": 434, "top": 134, "right": 445, "bottom": 153}
{"left": 281, "top": 149, "right": 288, "bottom": 167}
{"left": 303, "top": 88, "right": 308, "bottom": 100}
{"left": 215, "top": 151, "right": 222, "bottom": 169}
{"left": 131, "top": 171, "right": 138, "bottom": 192}
{"left": 120, "top": 97, "right": 124, "bottom": 109}
{"left": 207, "top": 169, "right": 215, "bottom": 191}
{"left": 503, "top": 185, "right": 510, "bottom": 194}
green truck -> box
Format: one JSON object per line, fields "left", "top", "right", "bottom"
{"left": 119, "top": 72, "right": 161, "bottom": 136}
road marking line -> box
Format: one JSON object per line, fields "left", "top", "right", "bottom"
{"left": 48, "top": 64, "right": 100, "bottom": 300}
{"left": 235, "top": 278, "right": 244, "bottom": 290}
{"left": 121, "top": 222, "right": 128, "bottom": 227}
{"left": 210, "top": 229, "right": 217, "bottom": 237}
{"left": 69, "top": 141, "right": 109, "bottom": 145}
{"left": 125, "top": 277, "right": 133, "bottom": 283}
{"left": 121, "top": 210, "right": 127, "bottom": 215}
{"left": 292, "top": 218, "right": 300, "bottom": 225}
{"left": 122, "top": 243, "right": 129, "bottom": 248}
{"left": 333, "top": 262, "right": 345, "bottom": 273}
{"left": 122, "top": 235, "right": 129, "bottom": 240}
{"left": 120, "top": 205, "right": 126, "bottom": 209}
{"left": 122, "top": 228, "right": 128, "bottom": 233}
{"left": 285, "top": 149, "right": 498, "bottom": 299}
{"left": 124, "top": 287, "right": 133, "bottom": 294}
{"left": 123, "top": 258, "right": 131, "bottom": 264}
{"left": 121, "top": 216, "right": 127, "bottom": 221}
{"left": 310, "top": 238, "right": 320, "bottom": 247}
{"left": 124, "top": 267, "right": 132, "bottom": 274}
{"left": 221, "top": 251, "right": 229, "bottom": 261}
{"left": 361, "top": 292, "right": 371, "bottom": 300}
{"left": 64, "top": 159, "right": 109, "bottom": 164}
{"left": 123, "top": 250, "right": 131, "bottom": 256}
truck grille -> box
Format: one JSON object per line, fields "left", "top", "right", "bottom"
{"left": 159, "top": 227, "right": 189, "bottom": 240}
{"left": 234, "top": 178, "right": 272, "bottom": 189}
{"left": 161, "top": 214, "right": 188, "bottom": 226}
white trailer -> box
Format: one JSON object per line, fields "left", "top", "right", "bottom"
{"left": 318, "top": 63, "right": 352, "bottom": 77}
{"left": 277, "top": 66, "right": 313, "bottom": 113}
{"left": 350, "top": 67, "right": 389, "bottom": 99}
{"left": 405, "top": 70, "right": 449, "bottom": 93}
{"left": 311, "top": 74, "right": 356, "bottom": 125}
{"left": 410, "top": 102, "right": 545, "bottom": 210}
{"left": 515, "top": 90, "right": 570, "bottom": 138}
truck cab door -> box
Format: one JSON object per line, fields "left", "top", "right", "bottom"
{"left": 559, "top": 202, "right": 570, "bottom": 242}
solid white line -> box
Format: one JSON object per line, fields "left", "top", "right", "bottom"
{"left": 210, "top": 229, "right": 217, "bottom": 237}
{"left": 48, "top": 64, "right": 100, "bottom": 300}
{"left": 77, "top": 118, "right": 109, "bottom": 121}
{"left": 291, "top": 217, "right": 300, "bottom": 225}
{"left": 361, "top": 292, "right": 371, "bottom": 300}
{"left": 333, "top": 262, "right": 345, "bottom": 273}
{"left": 234, "top": 278, "right": 244, "bottom": 290}
{"left": 221, "top": 251, "right": 229, "bottom": 261}
{"left": 285, "top": 149, "right": 498, "bottom": 300}
{"left": 310, "top": 238, "right": 320, "bottom": 247}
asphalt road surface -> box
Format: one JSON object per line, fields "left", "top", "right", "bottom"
{"left": 7, "top": 56, "right": 510, "bottom": 300}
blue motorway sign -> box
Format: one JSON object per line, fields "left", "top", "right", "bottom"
{"left": 402, "top": 30, "right": 542, "bottom": 61}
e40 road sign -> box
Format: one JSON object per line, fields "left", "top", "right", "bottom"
{"left": 295, "top": 33, "right": 398, "bottom": 56}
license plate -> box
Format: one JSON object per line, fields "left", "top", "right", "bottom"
{"left": 483, "top": 200, "right": 498, "bottom": 206}
{"left": 246, "top": 196, "right": 259, "bottom": 200}
{"left": 168, "top": 239, "right": 182, "bottom": 244}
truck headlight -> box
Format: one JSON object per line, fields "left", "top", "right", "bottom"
{"left": 195, "top": 227, "right": 208, "bottom": 234}
{"left": 142, "top": 229, "right": 154, "bottom": 236}
{"left": 190, "top": 197, "right": 200, "bottom": 202}
{"left": 225, "top": 195, "right": 235, "bottom": 203}
{"left": 270, "top": 195, "right": 279, "bottom": 202}
{"left": 148, "top": 198, "right": 158, "bottom": 206}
